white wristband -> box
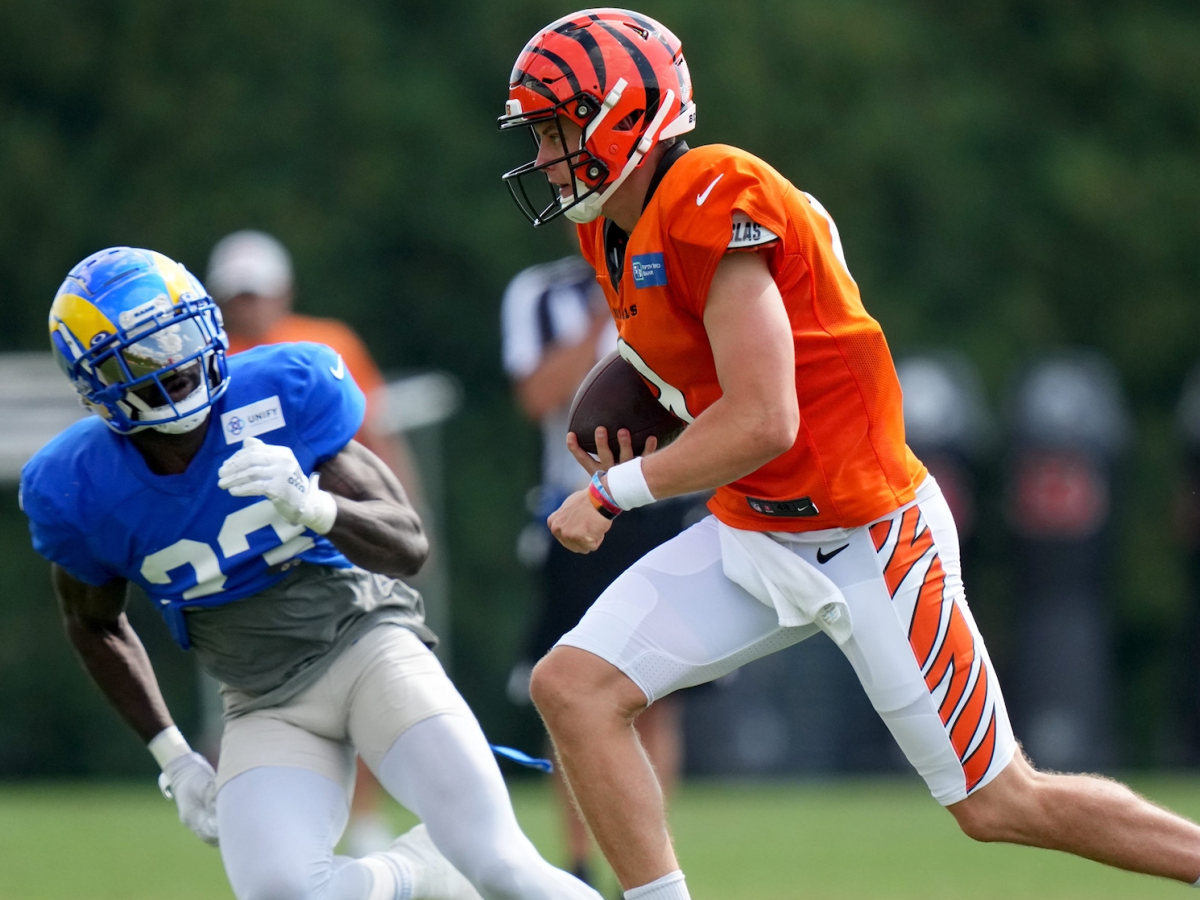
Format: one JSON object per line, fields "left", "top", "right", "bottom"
{"left": 299, "top": 473, "right": 338, "bottom": 535}
{"left": 606, "top": 457, "right": 656, "bottom": 510}
{"left": 148, "top": 725, "right": 191, "bottom": 770}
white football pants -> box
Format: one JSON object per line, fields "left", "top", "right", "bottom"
{"left": 559, "top": 476, "right": 1016, "bottom": 805}
{"left": 217, "top": 715, "right": 599, "bottom": 900}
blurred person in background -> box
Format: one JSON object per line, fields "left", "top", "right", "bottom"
{"left": 24, "top": 246, "right": 604, "bottom": 900}
{"left": 499, "top": 10, "right": 1200, "bottom": 900}
{"left": 501, "top": 253, "right": 699, "bottom": 885}
{"left": 207, "top": 229, "right": 419, "bottom": 854}
{"left": 207, "top": 230, "right": 424, "bottom": 507}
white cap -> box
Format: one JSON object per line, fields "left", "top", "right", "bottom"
{"left": 205, "top": 230, "right": 293, "bottom": 302}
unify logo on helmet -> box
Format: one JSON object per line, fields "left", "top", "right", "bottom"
{"left": 221, "top": 396, "right": 285, "bottom": 444}
{"left": 631, "top": 253, "right": 668, "bottom": 289}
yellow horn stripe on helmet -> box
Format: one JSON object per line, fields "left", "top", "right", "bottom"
{"left": 49, "top": 292, "right": 118, "bottom": 354}
{"left": 149, "top": 250, "right": 195, "bottom": 304}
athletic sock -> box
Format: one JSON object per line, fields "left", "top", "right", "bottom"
{"left": 358, "top": 853, "right": 415, "bottom": 900}
{"left": 625, "top": 870, "right": 690, "bottom": 900}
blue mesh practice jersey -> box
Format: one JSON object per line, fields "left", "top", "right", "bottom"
{"left": 21, "top": 342, "right": 365, "bottom": 647}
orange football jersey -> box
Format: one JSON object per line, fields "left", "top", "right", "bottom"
{"left": 578, "top": 144, "right": 927, "bottom": 532}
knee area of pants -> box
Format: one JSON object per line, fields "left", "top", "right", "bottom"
{"left": 234, "top": 872, "right": 317, "bottom": 900}
{"left": 457, "top": 849, "right": 533, "bottom": 900}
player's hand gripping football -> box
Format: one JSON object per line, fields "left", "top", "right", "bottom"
{"left": 217, "top": 437, "right": 338, "bottom": 534}
{"left": 159, "top": 751, "right": 219, "bottom": 846}
{"left": 549, "top": 426, "right": 658, "bottom": 554}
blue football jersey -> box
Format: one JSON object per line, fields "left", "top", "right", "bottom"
{"left": 21, "top": 341, "right": 366, "bottom": 648}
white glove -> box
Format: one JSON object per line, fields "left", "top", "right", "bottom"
{"left": 217, "top": 436, "right": 338, "bottom": 534}
{"left": 159, "top": 751, "right": 219, "bottom": 846}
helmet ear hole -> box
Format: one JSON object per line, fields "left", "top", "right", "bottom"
{"left": 612, "top": 110, "right": 644, "bottom": 132}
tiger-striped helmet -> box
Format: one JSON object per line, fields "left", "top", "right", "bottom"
{"left": 499, "top": 8, "right": 696, "bottom": 226}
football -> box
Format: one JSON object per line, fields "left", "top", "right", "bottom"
{"left": 567, "top": 349, "right": 686, "bottom": 458}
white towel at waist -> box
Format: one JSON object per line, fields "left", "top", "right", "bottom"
{"left": 717, "top": 521, "right": 853, "bottom": 645}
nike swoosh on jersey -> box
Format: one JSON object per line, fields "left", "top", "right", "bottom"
{"left": 329, "top": 355, "right": 345, "bottom": 380}
{"left": 696, "top": 173, "right": 724, "bottom": 206}
{"left": 816, "top": 543, "right": 849, "bottom": 564}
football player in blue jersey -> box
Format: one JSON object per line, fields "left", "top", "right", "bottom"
{"left": 21, "top": 247, "right": 603, "bottom": 900}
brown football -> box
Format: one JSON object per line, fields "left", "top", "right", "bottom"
{"left": 567, "top": 349, "right": 686, "bottom": 458}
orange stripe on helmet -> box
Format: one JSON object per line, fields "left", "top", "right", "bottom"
{"left": 530, "top": 47, "right": 585, "bottom": 96}
{"left": 553, "top": 18, "right": 607, "bottom": 90}
{"left": 592, "top": 18, "right": 661, "bottom": 120}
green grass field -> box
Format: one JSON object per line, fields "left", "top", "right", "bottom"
{"left": 3, "top": 775, "right": 1199, "bottom": 899}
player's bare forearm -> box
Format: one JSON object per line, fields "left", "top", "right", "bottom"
{"left": 317, "top": 440, "right": 429, "bottom": 577}
{"left": 587, "top": 252, "right": 797, "bottom": 502}
{"left": 53, "top": 565, "right": 173, "bottom": 743}
{"left": 548, "top": 488, "right": 615, "bottom": 553}
{"left": 564, "top": 409, "right": 780, "bottom": 501}
{"left": 636, "top": 394, "right": 794, "bottom": 498}
{"left": 325, "top": 499, "right": 428, "bottom": 577}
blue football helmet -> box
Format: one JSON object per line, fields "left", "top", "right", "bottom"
{"left": 49, "top": 247, "right": 230, "bottom": 434}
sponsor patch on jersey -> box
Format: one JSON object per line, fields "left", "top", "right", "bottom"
{"left": 631, "top": 253, "right": 668, "bottom": 289}
{"left": 729, "top": 212, "right": 780, "bottom": 249}
{"left": 746, "top": 495, "right": 819, "bottom": 517}
{"left": 221, "top": 396, "right": 286, "bottom": 444}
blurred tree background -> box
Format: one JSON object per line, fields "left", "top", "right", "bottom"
{"left": 0, "top": 0, "right": 1198, "bottom": 774}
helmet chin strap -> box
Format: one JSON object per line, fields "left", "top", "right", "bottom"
{"left": 565, "top": 88, "right": 682, "bottom": 225}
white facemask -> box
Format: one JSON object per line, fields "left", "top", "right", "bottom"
{"left": 129, "top": 378, "right": 214, "bottom": 434}
{"left": 150, "top": 406, "right": 211, "bottom": 434}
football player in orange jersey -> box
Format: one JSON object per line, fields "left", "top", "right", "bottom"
{"left": 499, "top": 10, "right": 1200, "bottom": 900}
